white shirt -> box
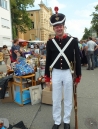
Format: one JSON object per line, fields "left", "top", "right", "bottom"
{"left": 87, "top": 40, "right": 97, "bottom": 51}
{"left": 31, "top": 45, "right": 34, "bottom": 48}
{"left": 34, "top": 49, "right": 39, "bottom": 54}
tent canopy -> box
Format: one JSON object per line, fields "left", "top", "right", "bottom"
{"left": 28, "top": 40, "right": 44, "bottom": 44}
{"left": 18, "top": 38, "right": 28, "bottom": 42}
{"left": 12, "top": 38, "right": 28, "bottom": 43}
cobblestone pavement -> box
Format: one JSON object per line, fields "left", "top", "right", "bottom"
{"left": 0, "top": 67, "right": 98, "bottom": 129}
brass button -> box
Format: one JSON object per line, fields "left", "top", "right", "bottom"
{"left": 61, "top": 63, "right": 62, "bottom": 65}
{"left": 61, "top": 59, "right": 62, "bottom": 60}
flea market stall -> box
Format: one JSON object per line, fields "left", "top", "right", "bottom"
{"left": 0, "top": 39, "right": 52, "bottom": 107}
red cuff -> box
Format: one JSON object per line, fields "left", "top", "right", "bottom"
{"left": 75, "top": 76, "right": 81, "bottom": 83}
{"left": 44, "top": 75, "right": 51, "bottom": 82}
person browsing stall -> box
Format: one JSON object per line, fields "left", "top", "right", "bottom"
{"left": 11, "top": 39, "right": 22, "bottom": 62}
{"left": 2, "top": 45, "right": 11, "bottom": 65}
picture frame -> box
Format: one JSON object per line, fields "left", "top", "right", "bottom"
{"left": 29, "top": 85, "right": 42, "bottom": 105}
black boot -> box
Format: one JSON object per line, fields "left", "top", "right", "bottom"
{"left": 64, "top": 123, "right": 70, "bottom": 129}
{"left": 52, "top": 124, "right": 61, "bottom": 129}
{"left": 87, "top": 68, "right": 90, "bottom": 70}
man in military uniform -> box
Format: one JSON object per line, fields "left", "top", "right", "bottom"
{"left": 45, "top": 7, "right": 81, "bottom": 129}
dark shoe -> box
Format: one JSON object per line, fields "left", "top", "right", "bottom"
{"left": 87, "top": 68, "right": 90, "bottom": 70}
{"left": 64, "top": 123, "right": 70, "bottom": 129}
{"left": 91, "top": 68, "right": 94, "bottom": 70}
{"left": 52, "top": 124, "right": 61, "bottom": 129}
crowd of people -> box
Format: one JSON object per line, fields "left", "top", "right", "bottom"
{"left": 0, "top": 39, "right": 46, "bottom": 69}
{"left": 78, "top": 37, "right": 98, "bottom": 70}
{"left": 0, "top": 37, "right": 98, "bottom": 71}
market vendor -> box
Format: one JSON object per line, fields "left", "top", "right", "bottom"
{"left": 11, "top": 39, "right": 22, "bottom": 62}
{"left": 2, "top": 45, "right": 11, "bottom": 65}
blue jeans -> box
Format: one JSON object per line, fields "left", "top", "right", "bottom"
{"left": 94, "top": 55, "right": 98, "bottom": 67}
{"left": 87, "top": 51, "right": 94, "bottom": 69}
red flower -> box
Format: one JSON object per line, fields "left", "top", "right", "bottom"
{"left": 54, "top": 6, "right": 59, "bottom": 14}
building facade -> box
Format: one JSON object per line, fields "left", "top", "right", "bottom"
{"left": 0, "top": 0, "right": 12, "bottom": 48}
{"left": 18, "top": 2, "right": 54, "bottom": 42}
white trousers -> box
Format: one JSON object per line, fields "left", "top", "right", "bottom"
{"left": 52, "top": 68, "right": 73, "bottom": 125}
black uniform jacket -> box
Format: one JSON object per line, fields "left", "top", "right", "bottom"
{"left": 45, "top": 36, "right": 81, "bottom": 78}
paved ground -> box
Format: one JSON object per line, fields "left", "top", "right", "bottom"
{"left": 0, "top": 67, "right": 98, "bottom": 129}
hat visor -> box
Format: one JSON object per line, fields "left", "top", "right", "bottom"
{"left": 53, "top": 22, "right": 65, "bottom": 27}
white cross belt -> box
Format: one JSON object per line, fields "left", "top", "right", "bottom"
{"left": 50, "top": 37, "right": 74, "bottom": 73}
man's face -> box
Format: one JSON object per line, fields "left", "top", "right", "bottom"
{"left": 16, "top": 40, "right": 19, "bottom": 45}
{"left": 53, "top": 24, "right": 64, "bottom": 36}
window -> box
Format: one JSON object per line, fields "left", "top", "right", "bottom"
{"left": 1, "top": 18, "right": 10, "bottom": 29}
{"left": 31, "top": 21, "right": 34, "bottom": 29}
{"left": 1, "top": 0, "right": 4, "bottom": 8}
{"left": 31, "top": 14, "right": 33, "bottom": 16}
{"left": 0, "top": 0, "right": 1, "bottom": 6}
{"left": 4, "top": 0, "right": 7, "bottom": 9}
{"left": 0, "top": 0, "right": 7, "bottom": 9}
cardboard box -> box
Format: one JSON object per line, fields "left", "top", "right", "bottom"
{"left": 1, "top": 81, "right": 13, "bottom": 103}
{"left": 42, "top": 87, "right": 52, "bottom": 105}
{"left": 15, "top": 90, "right": 31, "bottom": 105}
{"left": 42, "top": 87, "right": 64, "bottom": 105}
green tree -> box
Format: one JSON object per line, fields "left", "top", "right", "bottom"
{"left": 10, "top": 0, "right": 35, "bottom": 39}
{"left": 91, "top": 4, "right": 98, "bottom": 36}
{"left": 82, "top": 27, "right": 90, "bottom": 40}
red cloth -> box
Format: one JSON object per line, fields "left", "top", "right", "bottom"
{"left": 45, "top": 76, "right": 51, "bottom": 82}
{"left": 11, "top": 58, "right": 17, "bottom": 62}
{"left": 10, "top": 49, "right": 17, "bottom": 63}
{"left": 55, "top": 34, "right": 67, "bottom": 39}
{"left": 45, "top": 76, "right": 81, "bottom": 83}
{"left": 74, "top": 76, "right": 81, "bottom": 83}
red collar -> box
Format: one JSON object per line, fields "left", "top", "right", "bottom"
{"left": 55, "top": 34, "right": 67, "bottom": 39}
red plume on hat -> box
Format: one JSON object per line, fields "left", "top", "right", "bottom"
{"left": 54, "top": 6, "right": 59, "bottom": 14}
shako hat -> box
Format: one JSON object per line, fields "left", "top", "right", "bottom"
{"left": 50, "top": 6, "right": 66, "bottom": 26}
